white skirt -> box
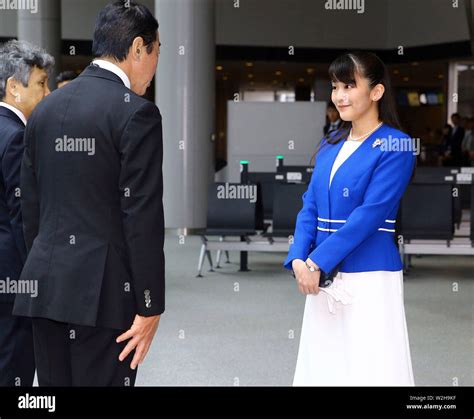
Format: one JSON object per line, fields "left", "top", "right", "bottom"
{"left": 293, "top": 270, "right": 415, "bottom": 386}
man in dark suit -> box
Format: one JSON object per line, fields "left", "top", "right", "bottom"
{"left": 13, "top": 1, "right": 165, "bottom": 386}
{"left": 448, "top": 113, "right": 465, "bottom": 166}
{"left": 0, "top": 40, "right": 53, "bottom": 386}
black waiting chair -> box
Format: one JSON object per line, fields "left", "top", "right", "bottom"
{"left": 247, "top": 172, "right": 277, "bottom": 221}
{"left": 205, "top": 182, "right": 262, "bottom": 236}
{"left": 197, "top": 182, "right": 263, "bottom": 275}
{"left": 460, "top": 184, "right": 471, "bottom": 210}
{"left": 412, "top": 168, "right": 462, "bottom": 228}
{"left": 265, "top": 183, "right": 307, "bottom": 238}
{"left": 399, "top": 183, "right": 454, "bottom": 241}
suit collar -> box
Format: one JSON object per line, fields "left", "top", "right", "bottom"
{"left": 92, "top": 59, "right": 131, "bottom": 89}
{"left": 0, "top": 103, "right": 26, "bottom": 127}
{"left": 78, "top": 63, "right": 129, "bottom": 87}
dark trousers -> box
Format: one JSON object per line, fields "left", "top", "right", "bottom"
{"left": 32, "top": 317, "right": 137, "bottom": 387}
{"left": 0, "top": 305, "right": 35, "bottom": 387}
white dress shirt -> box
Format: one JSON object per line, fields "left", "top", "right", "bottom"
{"left": 92, "top": 59, "right": 131, "bottom": 89}
{"left": 0, "top": 102, "right": 27, "bottom": 126}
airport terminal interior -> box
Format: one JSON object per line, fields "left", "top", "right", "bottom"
{"left": 0, "top": 0, "right": 473, "bottom": 386}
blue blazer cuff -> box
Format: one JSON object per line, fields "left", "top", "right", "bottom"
{"left": 283, "top": 246, "right": 309, "bottom": 270}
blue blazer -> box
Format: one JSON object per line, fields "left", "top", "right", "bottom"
{"left": 0, "top": 106, "right": 27, "bottom": 307}
{"left": 284, "top": 124, "right": 416, "bottom": 274}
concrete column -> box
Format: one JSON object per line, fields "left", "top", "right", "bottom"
{"left": 156, "top": 0, "right": 215, "bottom": 233}
{"left": 17, "top": 0, "right": 61, "bottom": 91}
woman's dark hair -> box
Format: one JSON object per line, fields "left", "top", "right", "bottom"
{"left": 92, "top": 1, "right": 158, "bottom": 62}
{"left": 311, "top": 51, "right": 402, "bottom": 165}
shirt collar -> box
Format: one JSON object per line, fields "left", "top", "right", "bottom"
{"left": 92, "top": 59, "right": 131, "bottom": 89}
{"left": 0, "top": 102, "right": 27, "bottom": 126}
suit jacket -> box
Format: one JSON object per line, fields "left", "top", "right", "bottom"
{"left": 13, "top": 65, "right": 165, "bottom": 330}
{"left": 0, "top": 106, "right": 27, "bottom": 310}
{"left": 284, "top": 124, "right": 416, "bottom": 274}
{"left": 450, "top": 126, "right": 465, "bottom": 158}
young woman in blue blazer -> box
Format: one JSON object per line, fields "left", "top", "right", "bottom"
{"left": 284, "top": 51, "right": 416, "bottom": 386}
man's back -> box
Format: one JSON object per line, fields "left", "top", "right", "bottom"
{"left": 14, "top": 65, "right": 165, "bottom": 330}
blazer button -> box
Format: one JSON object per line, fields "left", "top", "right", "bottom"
{"left": 144, "top": 289, "right": 152, "bottom": 308}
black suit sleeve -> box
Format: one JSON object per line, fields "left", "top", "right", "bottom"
{"left": 20, "top": 121, "right": 40, "bottom": 253}
{"left": 2, "top": 129, "right": 27, "bottom": 261}
{"left": 119, "top": 102, "right": 165, "bottom": 317}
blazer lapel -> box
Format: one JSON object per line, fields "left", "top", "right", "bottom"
{"left": 0, "top": 106, "right": 24, "bottom": 127}
{"left": 315, "top": 140, "right": 345, "bottom": 219}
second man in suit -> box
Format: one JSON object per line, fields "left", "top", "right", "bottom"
{"left": 0, "top": 40, "right": 53, "bottom": 386}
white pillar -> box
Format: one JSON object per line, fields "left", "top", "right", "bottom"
{"left": 156, "top": 0, "right": 215, "bottom": 232}
{"left": 17, "top": 0, "right": 61, "bottom": 90}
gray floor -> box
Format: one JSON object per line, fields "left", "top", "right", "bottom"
{"left": 135, "top": 232, "right": 474, "bottom": 387}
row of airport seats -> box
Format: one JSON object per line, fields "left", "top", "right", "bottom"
{"left": 400, "top": 167, "right": 468, "bottom": 241}
{"left": 205, "top": 181, "right": 307, "bottom": 239}
{"left": 399, "top": 166, "right": 474, "bottom": 272}
{"left": 197, "top": 163, "right": 474, "bottom": 276}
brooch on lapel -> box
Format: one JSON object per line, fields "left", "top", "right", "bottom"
{"left": 372, "top": 138, "right": 382, "bottom": 148}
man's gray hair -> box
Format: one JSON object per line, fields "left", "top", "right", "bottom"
{"left": 0, "top": 40, "right": 54, "bottom": 100}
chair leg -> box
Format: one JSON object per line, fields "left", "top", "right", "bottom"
{"left": 196, "top": 242, "right": 206, "bottom": 277}
{"left": 216, "top": 235, "right": 224, "bottom": 268}
{"left": 408, "top": 254, "right": 413, "bottom": 268}
{"left": 216, "top": 250, "right": 222, "bottom": 268}
{"left": 206, "top": 250, "right": 214, "bottom": 272}
{"left": 403, "top": 253, "right": 410, "bottom": 275}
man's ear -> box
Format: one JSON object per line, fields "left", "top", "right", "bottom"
{"left": 131, "top": 36, "right": 145, "bottom": 60}
{"left": 6, "top": 77, "right": 22, "bottom": 102}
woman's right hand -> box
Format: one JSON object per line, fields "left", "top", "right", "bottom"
{"left": 292, "top": 259, "right": 320, "bottom": 295}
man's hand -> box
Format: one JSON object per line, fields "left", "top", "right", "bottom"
{"left": 292, "top": 258, "right": 320, "bottom": 295}
{"left": 116, "top": 314, "right": 161, "bottom": 370}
